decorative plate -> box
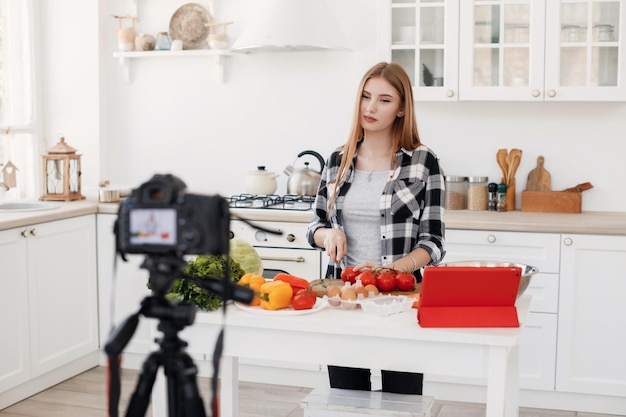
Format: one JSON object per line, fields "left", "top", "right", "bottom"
{"left": 169, "top": 3, "right": 213, "bottom": 50}
{"left": 234, "top": 297, "right": 328, "bottom": 316}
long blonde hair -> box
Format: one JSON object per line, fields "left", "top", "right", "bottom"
{"left": 328, "top": 62, "right": 421, "bottom": 210}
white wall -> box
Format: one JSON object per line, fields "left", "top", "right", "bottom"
{"left": 38, "top": 0, "right": 100, "bottom": 191}
{"left": 39, "top": 0, "right": 626, "bottom": 212}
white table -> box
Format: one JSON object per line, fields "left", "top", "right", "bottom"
{"left": 152, "top": 295, "right": 531, "bottom": 417}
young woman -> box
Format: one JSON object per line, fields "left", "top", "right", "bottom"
{"left": 306, "top": 61, "right": 446, "bottom": 394}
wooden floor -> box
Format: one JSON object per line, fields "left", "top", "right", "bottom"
{"left": 0, "top": 366, "right": 621, "bottom": 417}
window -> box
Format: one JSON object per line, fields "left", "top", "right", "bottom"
{"left": 0, "top": 0, "right": 40, "bottom": 199}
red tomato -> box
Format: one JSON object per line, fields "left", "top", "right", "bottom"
{"left": 341, "top": 266, "right": 359, "bottom": 284}
{"left": 376, "top": 270, "right": 397, "bottom": 292}
{"left": 355, "top": 270, "right": 376, "bottom": 287}
{"left": 395, "top": 272, "right": 417, "bottom": 292}
{"left": 291, "top": 287, "right": 316, "bottom": 310}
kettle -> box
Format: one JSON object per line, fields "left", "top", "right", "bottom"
{"left": 284, "top": 150, "right": 325, "bottom": 196}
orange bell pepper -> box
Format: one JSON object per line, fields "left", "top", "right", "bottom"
{"left": 237, "top": 273, "right": 266, "bottom": 306}
{"left": 259, "top": 280, "right": 293, "bottom": 310}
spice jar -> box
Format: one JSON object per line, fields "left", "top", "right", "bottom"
{"left": 467, "top": 176, "right": 488, "bottom": 211}
{"left": 444, "top": 176, "right": 468, "bottom": 210}
{"left": 487, "top": 182, "right": 498, "bottom": 211}
{"left": 497, "top": 183, "right": 508, "bottom": 212}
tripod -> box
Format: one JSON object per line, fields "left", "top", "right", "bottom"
{"left": 105, "top": 255, "right": 207, "bottom": 417}
{"left": 105, "top": 255, "right": 253, "bottom": 417}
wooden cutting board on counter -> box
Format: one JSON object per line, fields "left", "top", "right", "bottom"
{"left": 526, "top": 155, "right": 552, "bottom": 191}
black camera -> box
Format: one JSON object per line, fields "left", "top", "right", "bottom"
{"left": 115, "top": 174, "right": 230, "bottom": 257}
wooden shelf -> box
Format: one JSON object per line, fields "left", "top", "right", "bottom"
{"left": 113, "top": 49, "right": 232, "bottom": 83}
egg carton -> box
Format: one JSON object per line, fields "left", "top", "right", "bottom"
{"left": 323, "top": 294, "right": 414, "bottom": 316}
{"left": 359, "top": 295, "right": 414, "bottom": 316}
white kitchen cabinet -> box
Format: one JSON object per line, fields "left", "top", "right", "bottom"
{"left": 519, "top": 312, "right": 558, "bottom": 390}
{"left": 443, "top": 229, "right": 560, "bottom": 390}
{"left": 97, "top": 214, "right": 153, "bottom": 358}
{"left": 0, "top": 216, "right": 98, "bottom": 401}
{"left": 380, "top": 0, "right": 460, "bottom": 101}
{"left": 383, "top": 0, "right": 626, "bottom": 101}
{"left": 557, "top": 234, "right": 626, "bottom": 396}
{"left": 0, "top": 227, "right": 30, "bottom": 393}
{"left": 460, "top": 0, "right": 626, "bottom": 100}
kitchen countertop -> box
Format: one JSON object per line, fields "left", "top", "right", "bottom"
{"left": 1, "top": 198, "right": 626, "bottom": 235}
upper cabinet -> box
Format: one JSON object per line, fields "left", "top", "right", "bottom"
{"left": 382, "top": 0, "right": 460, "bottom": 101}
{"left": 381, "top": 0, "right": 626, "bottom": 101}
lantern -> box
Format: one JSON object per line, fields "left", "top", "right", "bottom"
{"left": 40, "top": 137, "right": 85, "bottom": 201}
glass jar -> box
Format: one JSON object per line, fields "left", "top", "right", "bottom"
{"left": 444, "top": 176, "right": 468, "bottom": 210}
{"left": 594, "top": 24, "right": 615, "bottom": 42}
{"left": 561, "top": 25, "right": 584, "bottom": 42}
{"left": 155, "top": 32, "right": 172, "bottom": 50}
{"left": 497, "top": 183, "right": 508, "bottom": 212}
{"left": 467, "top": 176, "right": 488, "bottom": 211}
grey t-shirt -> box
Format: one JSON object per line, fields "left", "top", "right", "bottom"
{"left": 342, "top": 169, "right": 390, "bottom": 266}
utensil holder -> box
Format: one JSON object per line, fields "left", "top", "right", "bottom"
{"left": 506, "top": 180, "right": 515, "bottom": 211}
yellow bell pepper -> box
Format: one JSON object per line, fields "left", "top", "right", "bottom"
{"left": 259, "top": 280, "right": 293, "bottom": 310}
{"left": 237, "top": 273, "right": 266, "bottom": 306}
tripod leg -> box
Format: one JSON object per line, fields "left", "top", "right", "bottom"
{"left": 125, "top": 352, "right": 162, "bottom": 417}
{"left": 167, "top": 352, "right": 207, "bottom": 417}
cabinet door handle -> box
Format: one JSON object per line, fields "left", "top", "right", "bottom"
{"left": 548, "top": 89, "right": 557, "bottom": 97}
{"left": 564, "top": 237, "right": 573, "bottom": 246}
{"left": 260, "top": 256, "right": 306, "bottom": 263}
{"left": 30, "top": 228, "right": 37, "bottom": 237}
{"left": 532, "top": 89, "right": 541, "bottom": 97}
{"left": 21, "top": 229, "right": 29, "bottom": 238}
{"left": 487, "top": 234, "right": 496, "bottom": 243}
{"left": 446, "top": 89, "right": 455, "bottom": 98}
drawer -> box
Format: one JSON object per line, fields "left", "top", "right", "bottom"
{"left": 445, "top": 230, "right": 560, "bottom": 274}
{"left": 526, "top": 273, "right": 559, "bottom": 314}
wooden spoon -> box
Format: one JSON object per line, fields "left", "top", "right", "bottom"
{"left": 496, "top": 149, "right": 509, "bottom": 184}
{"left": 507, "top": 149, "right": 522, "bottom": 185}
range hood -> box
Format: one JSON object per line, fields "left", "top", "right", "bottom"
{"left": 231, "top": 0, "right": 350, "bottom": 53}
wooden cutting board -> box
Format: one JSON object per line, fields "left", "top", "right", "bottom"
{"left": 526, "top": 155, "right": 552, "bottom": 191}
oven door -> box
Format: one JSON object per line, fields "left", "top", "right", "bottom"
{"left": 256, "top": 247, "right": 321, "bottom": 280}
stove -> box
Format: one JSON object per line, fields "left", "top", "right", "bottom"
{"left": 229, "top": 193, "right": 322, "bottom": 281}
{"left": 228, "top": 193, "right": 315, "bottom": 211}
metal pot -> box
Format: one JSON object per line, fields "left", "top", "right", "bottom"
{"left": 437, "top": 260, "right": 538, "bottom": 299}
{"left": 284, "top": 150, "right": 325, "bottom": 196}
{"left": 245, "top": 166, "right": 279, "bottom": 195}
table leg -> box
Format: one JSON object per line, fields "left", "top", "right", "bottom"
{"left": 504, "top": 345, "right": 520, "bottom": 417}
{"left": 219, "top": 356, "right": 239, "bottom": 417}
{"left": 486, "top": 345, "right": 518, "bottom": 417}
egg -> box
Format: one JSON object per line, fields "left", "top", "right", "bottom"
{"left": 327, "top": 286, "right": 342, "bottom": 306}
{"left": 364, "top": 284, "right": 380, "bottom": 297}
{"left": 340, "top": 287, "right": 357, "bottom": 310}
{"left": 355, "top": 286, "right": 369, "bottom": 299}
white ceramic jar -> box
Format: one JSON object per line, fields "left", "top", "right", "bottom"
{"left": 245, "top": 166, "right": 279, "bottom": 195}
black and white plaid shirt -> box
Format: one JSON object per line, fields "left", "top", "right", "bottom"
{"left": 306, "top": 144, "right": 446, "bottom": 267}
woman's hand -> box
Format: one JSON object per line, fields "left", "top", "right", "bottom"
{"left": 320, "top": 228, "right": 347, "bottom": 265}
{"left": 353, "top": 261, "right": 382, "bottom": 272}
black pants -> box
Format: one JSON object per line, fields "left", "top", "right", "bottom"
{"left": 328, "top": 365, "right": 423, "bottom": 395}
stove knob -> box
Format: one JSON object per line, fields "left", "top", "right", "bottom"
{"left": 255, "top": 230, "right": 268, "bottom": 242}
{"left": 286, "top": 234, "right": 295, "bottom": 242}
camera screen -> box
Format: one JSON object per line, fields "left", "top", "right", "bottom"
{"left": 129, "top": 208, "right": 177, "bottom": 246}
